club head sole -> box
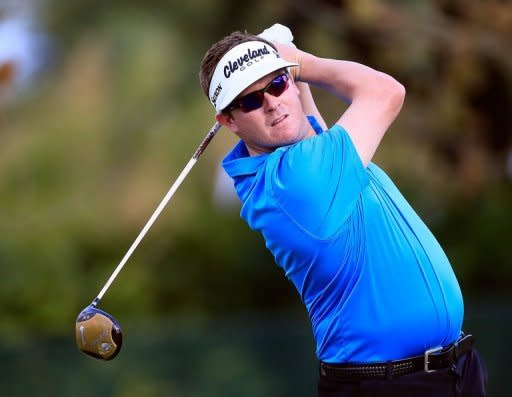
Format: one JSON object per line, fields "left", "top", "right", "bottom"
{"left": 75, "top": 306, "right": 123, "bottom": 360}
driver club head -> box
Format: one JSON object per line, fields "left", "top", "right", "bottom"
{"left": 75, "top": 305, "right": 123, "bottom": 360}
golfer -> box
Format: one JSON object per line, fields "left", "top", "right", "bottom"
{"left": 199, "top": 27, "right": 487, "bottom": 397}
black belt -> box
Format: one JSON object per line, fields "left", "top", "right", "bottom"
{"left": 320, "top": 334, "right": 473, "bottom": 380}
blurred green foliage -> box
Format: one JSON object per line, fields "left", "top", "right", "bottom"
{"left": 0, "top": 0, "right": 511, "bottom": 343}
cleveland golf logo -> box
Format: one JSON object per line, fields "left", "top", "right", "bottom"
{"left": 223, "top": 45, "right": 277, "bottom": 78}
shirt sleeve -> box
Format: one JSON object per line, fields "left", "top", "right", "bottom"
{"left": 268, "top": 125, "right": 369, "bottom": 239}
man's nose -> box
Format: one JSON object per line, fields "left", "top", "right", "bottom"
{"left": 263, "top": 93, "right": 281, "bottom": 111}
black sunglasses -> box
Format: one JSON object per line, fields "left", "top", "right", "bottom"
{"left": 225, "top": 73, "right": 290, "bottom": 113}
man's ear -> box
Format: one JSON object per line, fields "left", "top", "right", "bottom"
{"left": 215, "top": 112, "right": 239, "bottom": 133}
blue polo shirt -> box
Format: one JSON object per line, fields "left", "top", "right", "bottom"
{"left": 222, "top": 116, "right": 463, "bottom": 364}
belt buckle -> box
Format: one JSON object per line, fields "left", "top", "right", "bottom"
{"left": 424, "top": 346, "right": 443, "bottom": 373}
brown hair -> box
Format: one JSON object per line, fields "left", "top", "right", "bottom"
{"left": 198, "top": 31, "right": 276, "bottom": 99}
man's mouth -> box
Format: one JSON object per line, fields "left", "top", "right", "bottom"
{"left": 271, "top": 114, "right": 287, "bottom": 127}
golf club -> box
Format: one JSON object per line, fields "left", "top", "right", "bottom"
{"left": 76, "top": 121, "right": 222, "bottom": 360}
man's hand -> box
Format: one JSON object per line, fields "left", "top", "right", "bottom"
{"left": 258, "top": 23, "right": 303, "bottom": 80}
{"left": 273, "top": 42, "right": 304, "bottom": 80}
{"left": 258, "top": 23, "right": 295, "bottom": 46}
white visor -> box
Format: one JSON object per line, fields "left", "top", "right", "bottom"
{"left": 208, "top": 41, "right": 298, "bottom": 113}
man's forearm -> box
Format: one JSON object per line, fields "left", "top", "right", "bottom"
{"left": 296, "top": 81, "right": 328, "bottom": 130}
{"left": 297, "top": 51, "right": 401, "bottom": 108}
{"left": 295, "top": 49, "right": 406, "bottom": 165}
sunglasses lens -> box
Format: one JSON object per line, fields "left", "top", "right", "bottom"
{"left": 234, "top": 74, "right": 290, "bottom": 113}
{"left": 239, "top": 92, "right": 265, "bottom": 112}
{"left": 267, "top": 75, "right": 288, "bottom": 97}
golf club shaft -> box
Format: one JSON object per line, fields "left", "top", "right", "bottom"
{"left": 92, "top": 122, "right": 222, "bottom": 305}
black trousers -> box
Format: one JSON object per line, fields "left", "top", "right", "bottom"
{"left": 317, "top": 349, "right": 488, "bottom": 397}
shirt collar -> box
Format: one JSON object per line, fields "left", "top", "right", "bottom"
{"left": 222, "top": 140, "right": 268, "bottom": 177}
{"left": 222, "top": 115, "right": 324, "bottom": 178}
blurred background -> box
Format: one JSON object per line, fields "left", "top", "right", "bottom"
{"left": 0, "top": 0, "right": 510, "bottom": 396}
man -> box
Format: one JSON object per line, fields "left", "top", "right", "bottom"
{"left": 199, "top": 26, "right": 487, "bottom": 397}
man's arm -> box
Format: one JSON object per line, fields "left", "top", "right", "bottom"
{"left": 278, "top": 44, "right": 405, "bottom": 166}
{"left": 295, "top": 81, "right": 328, "bottom": 131}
